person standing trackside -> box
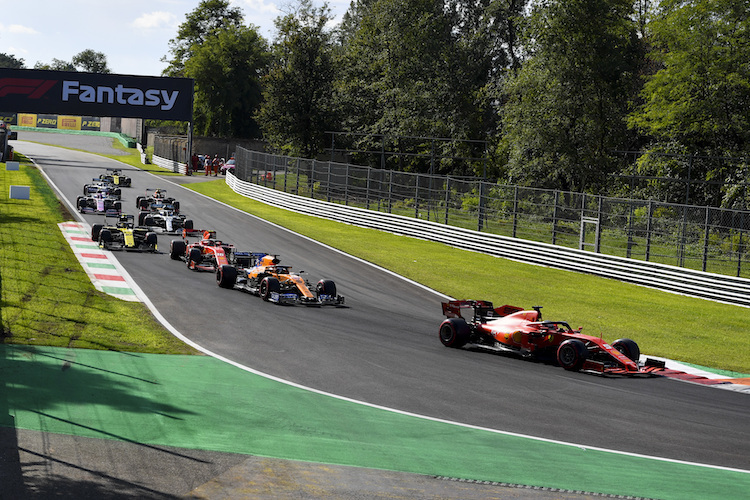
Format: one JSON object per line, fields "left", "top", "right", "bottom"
{"left": 204, "top": 155, "right": 211, "bottom": 176}
{"left": 212, "top": 154, "right": 221, "bottom": 176}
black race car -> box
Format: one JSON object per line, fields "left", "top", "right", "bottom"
{"left": 136, "top": 188, "right": 180, "bottom": 212}
{"left": 91, "top": 214, "right": 158, "bottom": 252}
{"left": 138, "top": 209, "right": 194, "bottom": 234}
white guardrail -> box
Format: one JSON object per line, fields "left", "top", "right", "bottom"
{"left": 225, "top": 173, "right": 750, "bottom": 308}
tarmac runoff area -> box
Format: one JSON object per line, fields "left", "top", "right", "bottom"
{"left": 2, "top": 344, "right": 750, "bottom": 500}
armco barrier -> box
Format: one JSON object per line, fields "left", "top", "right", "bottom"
{"left": 225, "top": 173, "right": 750, "bottom": 307}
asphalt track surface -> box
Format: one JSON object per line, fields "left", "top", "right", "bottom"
{"left": 4, "top": 132, "right": 750, "bottom": 499}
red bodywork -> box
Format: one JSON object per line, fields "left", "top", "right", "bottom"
{"left": 170, "top": 230, "right": 235, "bottom": 272}
{"left": 440, "top": 300, "right": 664, "bottom": 375}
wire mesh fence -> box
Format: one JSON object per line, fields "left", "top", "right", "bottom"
{"left": 234, "top": 148, "right": 750, "bottom": 278}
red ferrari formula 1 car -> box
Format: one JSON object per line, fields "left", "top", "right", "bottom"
{"left": 169, "top": 230, "right": 241, "bottom": 272}
{"left": 439, "top": 300, "right": 665, "bottom": 375}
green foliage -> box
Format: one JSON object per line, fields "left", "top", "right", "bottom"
{"left": 257, "top": 0, "right": 337, "bottom": 157}
{"left": 502, "top": 0, "right": 643, "bottom": 193}
{"left": 0, "top": 53, "right": 25, "bottom": 69}
{"left": 71, "top": 49, "right": 110, "bottom": 73}
{"left": 185, "top": 26, "right": 269, "bottom": 138}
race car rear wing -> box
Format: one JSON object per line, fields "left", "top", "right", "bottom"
{"left": 442, "top": 300, "right": 524, "bottom": 320}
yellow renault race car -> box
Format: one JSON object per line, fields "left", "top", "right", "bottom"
{"left": 91, "top": 214, "right": 158, "bottom": 252}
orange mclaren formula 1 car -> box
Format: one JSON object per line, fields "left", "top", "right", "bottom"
{"left": 216, "top": 253, "right": 345, "bottom": 306}
{"left": 439, "top": 300, "right": 665, "bottom": 375}
{"left": 169, "top": 231, "right": 242, "bottom": 271}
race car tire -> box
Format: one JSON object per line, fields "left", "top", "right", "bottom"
{"left": 145, "top": 232, "right": 158, "bottom": 251}
{"left": 76, "top": 196, "right": 85, "bottom": 211}
{"left": 139, "top": 199, "right": 149, "bottom": 210}
{"left": 114, "top": 201, "right": 122, "bottom": 211}
{"left": 184, "top": 219, "right": 194, "bottom": 230}
{"left": 138, "top": 211, "right": 148, "bottom": 226}
{"left": 173, "top": 201, "right": 180, "bottom": 212}
{"left": 170, "top": 240, "right": 186, "bottom": 260}
{"left": 113, "top": 188, "right": 121, "bottom": 197}
{"left": 187, "top": 247, "right": 203, "bottom": 269}
{"left": 439, "top": 318, "right": 470, "bottom": 348}
{"left": 104, "top": 199, "right": 113, "bottom": 210}
{"left": 136, "top": 196, "right": 144, "bottom": 208}
{"left": 99, "top": 229, "right": 112, "bottom": 250}
{"left": 144, "top": 215, "right": 156, "bottom": 226}
{"left": 260, "top": 277, "right": 280, "bottom": 302}
{"left": 557, "top": 339, "right": 588, "bottom": 371}
{"left": 91, "top": 224, "right": 103, "bottom": 241}
{"left": 316, "top": 279, "right": 336, "bottom": 299}
{"left": 217, "top": 265, "right": 237, "bottom": 289}
{"left": 83, "top": 185, "right": 90, "bottom": 195}
{"left": 612, "top": 338, "right": 640, "bottom": 362}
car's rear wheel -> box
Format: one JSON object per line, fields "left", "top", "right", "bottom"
{"left": 260, "top": 277, "right": 280, "bottom": 301}
{"left": 170, "top": 240, "right": 186, "bottom": 260}
{"left": 144, "top": 215, "right": 155, "bottom": 226}
{"left": 557, "top": 339, "right": 588, "bottom": 371}
{"left": 184, "top": 219, "right": 194, "bottom": 230}
{"left": 612, "top": 338, "right": 640, "bottom": 362}
{"left": 217, "top": 265, "right": 237, "bottom": 289}
{"left": 135, "top": 196, "right": 144, "bottom": 208}
{"left": 439, "top": 318, "right": 470, "bottom": 348}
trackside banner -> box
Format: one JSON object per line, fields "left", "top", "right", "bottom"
{"left": 0, "top": 68, "right": 193, "bottom": 121}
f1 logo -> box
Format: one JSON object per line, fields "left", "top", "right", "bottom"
{"left": 0, "top": 78, "right": 57, "bottom": 99}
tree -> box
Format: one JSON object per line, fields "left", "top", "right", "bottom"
{"left": 34, "top": 59, "right": 76, "bottom": 71}
{"left": 184, "top": 25, "right": 269, "bottom": 138}
{"left": 500, "top": 0, "right": 642, "bottom": 192}
{"left": 335, "top": 0, "right": 473, "bottom": 172}
{"left": 0, "top": 53, "right": 25, "bottom": 69}
{"left": 629, "top": 0, "right": 750, "bottom": 155}
{"left": 72, "top": 49, "right": 110, "bottom": 73}
{"left": 256, "top": 0, "right": 337, "bottom": 157}
{"left": 163, "top": 0, "right": 244, "bottom": 76}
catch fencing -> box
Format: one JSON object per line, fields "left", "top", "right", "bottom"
{"left": 233, "top": 148, "right": 750, "bottom": 280}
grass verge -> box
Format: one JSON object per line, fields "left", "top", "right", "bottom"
{"left": 0, "top": 155, "right": 199, "bottom": 355}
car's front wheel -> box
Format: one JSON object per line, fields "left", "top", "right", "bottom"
{"left": 557, "top": 339, "right": 588, "bottom": 371}
{"left": 612, "top": 338, "right": 640, "bottom": 362}
{"left": 260, "top": 276, "right": 280, "bottom": 302}
{"left": 170, "top": 240, "right": 186, "bottom": 260}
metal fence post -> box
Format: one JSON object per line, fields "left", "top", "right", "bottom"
{"left": 702, "top": 207, "right": 710, "bottom": 272}
{"left": 552, "top": 190, "right": 559, "bottom": 245}
{"left": 477, "top": 181, "right": 486, "bottom": 232}
{"left": 444, "top": 176, "right": 451, "bottom": 225}
{"left": 415, "top": 175, "right": 420, "bottom": 218}
{"left": 512, "top": 186, "right": 519, "bottom": 238}
{"left": 645, "top": 200, "right": 654, "bottom": 262}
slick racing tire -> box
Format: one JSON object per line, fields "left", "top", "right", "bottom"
{"left": 184, "top": 219, "right": 194, "bottom": 230}
{"left": 76, "top": 196, "right": 85, "bottom": 211}
{"left": 91, "top": 223, "right": 103, "bottom": 241}
{"left": 217, "top": 265, "right": 237, "bottom": 289}
{"left": 145, "top": 232, "right": 158, "bottom": 251}
{"left": 170, "top": 240, "right": 186, "bottom": 260}
{"left": 612, "top": 338, "right": 640, "bottom": 362}
{"left": 144, "top": 215, "right": 156, "bottom": 226}
{"left": 260, "top": 276, "right": 280, "bottom": 302}
{"left": 99, "top": 229, "right": 112, "bottom": 250}
{"left": 557, "top": 339, "right": 588, "bottom": 371}
{"left": 136, "top": 196, "right": 144, "bottom": 209}
{"left": 138, "top": 211, "right": 148, "bottom": 226}
{"left": 439, "top": 318, "right": 470, "bottom": 348}
{"left": 316, "top": 279, "right": 336, "bottom": 299}
{"left": 187, "top": 247, "right": 203, "bottom": 269}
